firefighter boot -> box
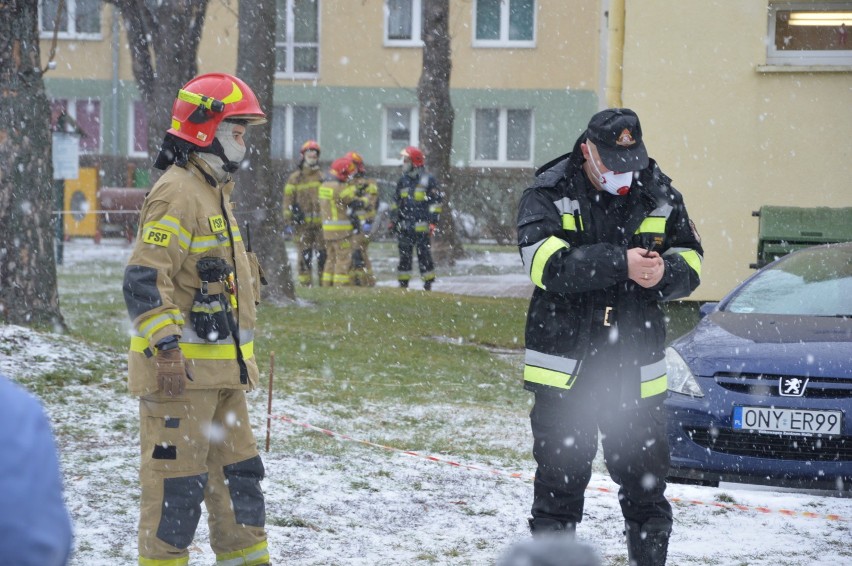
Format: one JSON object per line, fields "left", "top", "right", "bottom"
{"left": 625, "top": 518, "right": 671, "bottom": 566}
{"left": 528, "top": 517, "right": 576, "bottom": 538}
{"left": 399, "top": 279, "right": 409, "bottom": 288}
{"left": 423, "top": 279, "right": 433, "bottom": 291}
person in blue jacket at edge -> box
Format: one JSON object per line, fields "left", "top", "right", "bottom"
{"left": 0, "top": 374, "right": 73, "bottom": 565}
{"left": 517, "top": 108, "right": 703, "bottom": 566}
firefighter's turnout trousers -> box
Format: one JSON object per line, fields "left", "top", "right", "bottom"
{"left": 294, "top": 223, "right": 325, "bottom": 287}
{"left": 139, "top": 389, "right": 268, "bottom": 566}
{"left": 396, "top": 228, "right": 435, "bottom": 286}
{"left": 529, "top": 330, "right": 673, "bottom": 530}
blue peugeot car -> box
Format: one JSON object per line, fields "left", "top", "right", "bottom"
{"left": 665, "top": 242, "right": 852, "bottom": 490}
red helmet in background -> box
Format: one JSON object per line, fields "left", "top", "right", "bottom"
{"left": 301, "top": 140, "right": 321, "bottom": 155}
{"left": 400, "top": 146, "right": 424, "bottom": 167}
{"left": 167, "top": 73, "right": 267, "bottom": 148}
{"left": 330, "top": 157, "right": 357, "bottom": 182}
{"left": 345, "top": 151, "right": 366, "bottom": 174}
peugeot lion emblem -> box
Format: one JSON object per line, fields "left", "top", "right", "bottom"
{"left": 779, "top": 376, "right": 808, "bottom": 397}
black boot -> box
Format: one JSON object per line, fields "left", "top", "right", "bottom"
{"left": 399, "top": 279, "right": 409, "bottom": 288}
{"left": 528, "top": 517, "right": 576, "bottom": 538}
{"left": 423, "top": 279, "right": 433, "bottom": 291}
{"left": 625, "top": 518, "right": 671, "bottom": 566}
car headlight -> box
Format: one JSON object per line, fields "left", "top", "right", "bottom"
{"left": 666, "top": 347, "right": 704, "bottom": 397}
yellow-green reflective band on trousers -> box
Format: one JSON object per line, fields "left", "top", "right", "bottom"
{"left": 640, "top": 358, "right": 668, "bottom": 398}
{"left": 521, "top": 236, "right": 569, "bottom": 290}
{"left": 523, "top": 349, "right": 579, "bottom": 390}
{"left": 215, "top": 540, "right": 270, "bottom": 566}
{"left": 130, "top": 336, "right": 254, "bottom": 360}
{"left": 138, "top": 556, "right": 189, "bottom": 566}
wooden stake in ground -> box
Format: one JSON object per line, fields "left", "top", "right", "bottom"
{"left": 266, "top": 352, "right": 274, "bottom": 452}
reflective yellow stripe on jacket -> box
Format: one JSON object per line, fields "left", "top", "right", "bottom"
{"left": 130, "top": 336, "right": 254, "bottom": 360}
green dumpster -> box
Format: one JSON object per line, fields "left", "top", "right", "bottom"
{"left": 751, "top": 205, "right": 852, "bottom": 268}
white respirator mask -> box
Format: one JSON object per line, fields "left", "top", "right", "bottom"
{"left": 588, "top": 150, "right": 633, "bottom": 196}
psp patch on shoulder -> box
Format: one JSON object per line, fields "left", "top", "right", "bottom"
{"left": 143, "top": 228, "right": 171, "bottom": 247}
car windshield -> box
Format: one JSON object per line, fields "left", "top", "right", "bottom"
{"left": 725, "top": 245, "right": 852, "bottom": 316}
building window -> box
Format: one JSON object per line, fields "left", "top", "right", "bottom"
{"left": 473, "top": 0, "right": 535, "bottom": 47}
{"left": 39, "top": 0, "right": 102, "bottom": 38}
{"left": 275, "top": 0, "right": 320, "bottom": 78}
{"left": 271, "top": 105, "right": 319, "bottom": 160}
{"left": 472, "top": 108, "right": 533, "bottom": 167}
{"left": 385, "top": 0, "right": 424, "bottom": 46}
{"left": 383, "top": 107, "right": 419, "bottom": 164}
{"left": 129, "top": 100, "right": 148, "bottom": 157}
{"left": 51, "top": 98, "right": 102, "bottom": 154}
{"left": 767, "top": 2, "right": 852, "bottom": 65}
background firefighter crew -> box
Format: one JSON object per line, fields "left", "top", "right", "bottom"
{"left": 346, "top": 151, "right": 379, "bottom": 287}
{"left": 122, "top": 73, "right": 271, "bottom": 566}
{"left": 319, "top": 157, "right": 360, "bottom": 286}
{"left": 283, "top": 140, "right": 325, "bottom": 287}
{"left": 390, "top": 146, "right": 443, "bottom": 290}
{"left": 517, "top": 108, "right": 703, "bottom": 566}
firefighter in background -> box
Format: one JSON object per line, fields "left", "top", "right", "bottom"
{"left": 283, "top": 140, "right": 325, "bottom": 287}
{"left": 122, "top": 73, "right": 270, "bottom": 565}
{"left": 346, "top": 151, "right": 379, "bottom": 287}
{"left": 319, "top": 156, "right": 360, "bottom": 286}
{"left": 390, "top": 146, "right": 443, "bottom": 290}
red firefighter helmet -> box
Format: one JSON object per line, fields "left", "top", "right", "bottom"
{"left": 167, "top": 73, "right": 267, "bottom": 148}
{"left": 301, "top": 140, "right": 321, "bottom": 155}
{"left": 330, "top": 157, "right": 357, "bottom": 182}
{"left": 400, "top": 146, "right": 424, "bottom": 167}
{"left": 345, "top": 151, "right": 366, "bottom": 174}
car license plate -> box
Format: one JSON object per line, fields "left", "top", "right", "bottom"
{"left": 733, "top": 406, "right": 842, "bottom": 436}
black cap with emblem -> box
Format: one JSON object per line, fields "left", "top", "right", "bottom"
{"left": 586, "top": 108, "right": 649, "bottom": 172}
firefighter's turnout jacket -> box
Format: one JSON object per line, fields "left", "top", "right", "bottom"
{"left": 390, "top": 170, "right": 442, "bottom": 233}
{"left": 517, "top": 148, "right": 703, "bottom": 405}
{"left": 123, "top": 155, "right": 263, "bottom": 395}
{"left": 283, "top": 165, "right": 323, "bottom": 227}
{"left": 319, "top": 176, "right": 362, "bottom": 285}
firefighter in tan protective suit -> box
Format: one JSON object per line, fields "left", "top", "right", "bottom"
{"left": 283, "top": 140, "right": 325, "bottom": 286}
{"left": 122, "top": 73, "right": 270, "bottom": 566}
{"left": 318, "top": 157, "right": 360, "bottom": 286}
{"left": 345, "top": 151, "right": 379, "bottom": 287}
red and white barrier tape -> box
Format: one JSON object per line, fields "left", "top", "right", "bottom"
{"left": 273, "top": 413, "right": 848, "bottom": 523}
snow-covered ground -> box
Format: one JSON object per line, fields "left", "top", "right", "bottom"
{"left": 4, "top": 238, "right": 852, "bottom": 565}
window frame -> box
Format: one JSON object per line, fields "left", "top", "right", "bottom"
{"left": 271, "top": 104, "right": 321, "bottom": 160}
{"left": 381, "top": 106, "right": 420, "bottom": 165}
{"left": 470, "top": 107, "right": 534, "bottom": 168}
{"left": 384, "top": 0, "right": 424, "bottom": 47}
{"left": 766, "top": 2, "right": 852, "bottom": 66}
{"left": 127, "top": 99, "right": 148, "bottom": 158}
{"left": 472, "top": 0, "right": 536, "bottom": 48}
{"left": 38, "top": 0, "right": 103, "bottom": 40}
{"left": 275, "top": 0, "right": 321, "bottom": 79}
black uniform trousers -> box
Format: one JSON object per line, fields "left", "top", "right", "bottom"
{"left": 529, "top": 326, "right": 673, "bottom": 527}
{"left": 397, "top": 230, "right": 434, "bottom": 279}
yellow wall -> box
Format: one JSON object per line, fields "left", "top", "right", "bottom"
{"left": 621, "top": 0, "right": 852, "bottom": 301}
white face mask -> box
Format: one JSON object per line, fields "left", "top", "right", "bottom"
{"left": 303, "top": 150, "right": 319, "bottom": 167}
{"left": 215, "top": 122, "right": 246, "bottom": 164}
{"left": 587, "top": 148, "right": 633, "bottom": 196}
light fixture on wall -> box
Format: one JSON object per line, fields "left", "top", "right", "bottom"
{"left": 788, "top": 11, "right": 852, "bottom": 26}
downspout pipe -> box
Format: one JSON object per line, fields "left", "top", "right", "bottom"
{"left": 112, "top": 6, "right": 120, "bottom": 155}
{"left": 605, "top": 0, "right": 625, "bottom": 108}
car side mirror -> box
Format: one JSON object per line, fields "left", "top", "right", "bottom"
{"left": 698, "top": 302, "right": 718, "bottom": 319}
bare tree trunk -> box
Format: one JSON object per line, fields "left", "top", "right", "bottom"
{"left": 419, "top": 0, "right": 464, "bottom": 265}
{"left": 0, "top": 2, "right": 65, "bottom": 329}
{"left": 108, "top": 0, "right": 209, "bottom": 163}
{"left": 235, "top": 0, "right": 295, "bottom": 302}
